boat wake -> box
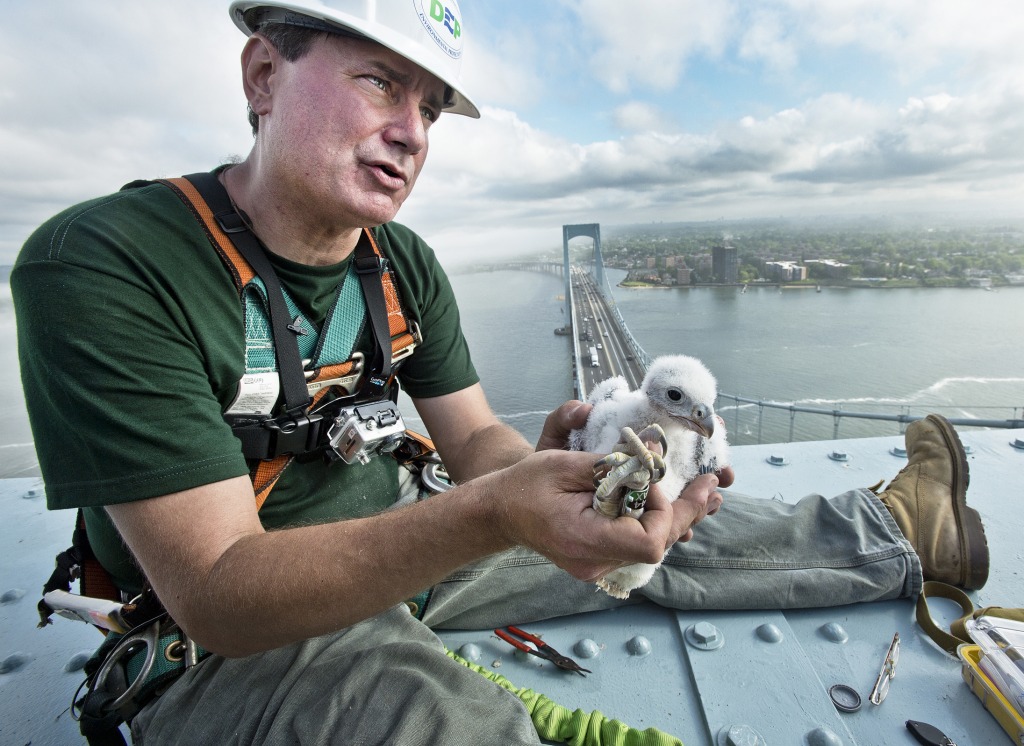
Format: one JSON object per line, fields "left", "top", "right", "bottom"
{"left": 795, "top": 376, "right": 1024, "bottom": 407}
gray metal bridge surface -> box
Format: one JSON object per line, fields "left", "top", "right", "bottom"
{"left": 3, "top": 227, "right": 1023, "bottom": 743}
{"left": 4, "top": 427, "right": 1023, "bottom": 744}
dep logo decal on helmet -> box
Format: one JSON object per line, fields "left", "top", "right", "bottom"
{"left": 414, "top": 0, "right": 464, "bottom": 59}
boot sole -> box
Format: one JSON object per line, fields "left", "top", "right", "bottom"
{"left": 926, "top": 414, "right": 989, "bottom": 589}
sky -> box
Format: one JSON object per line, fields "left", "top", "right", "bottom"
{"left": 2, "top": 0, "right": 1023, "bottom": 266}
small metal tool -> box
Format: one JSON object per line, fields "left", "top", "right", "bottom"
{"left": 495, "top": 626, "right": 591, "bottom": 676}
{"left": 828, "top": 683, "right": 862, "bottom": 712}
{"left": 906, "top": 719, "right": 957, "bottom": 746}
{"left": 869, "top": 632, "right": 900, "bottom": 705}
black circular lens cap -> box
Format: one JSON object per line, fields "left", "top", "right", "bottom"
{"left": 829, "top": 684, "right": 862, "bottom": 712}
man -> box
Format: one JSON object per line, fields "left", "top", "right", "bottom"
{"left": 14, "top": 2, "right": 986, "bottom": 744}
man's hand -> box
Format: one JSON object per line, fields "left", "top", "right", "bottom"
{"left": 526, "top": 400, "right": 728, "bottom": 577}
{"left": 535, "top": 400, "right": 592, "bottom": 451}
{"left": 670, "top": 473, "right": 724, "bottom": 544}
{"left": 488, "top": 449, "right": 721, "bottom": 584}
{"left": 711, "top": 414, "right": 735, "bottom": 492}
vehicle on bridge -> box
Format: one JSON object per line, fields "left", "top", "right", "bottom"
{"left": 588, "top": 346, "right": 599, "bottom": 367}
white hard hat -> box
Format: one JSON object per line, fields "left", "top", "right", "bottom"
{"left": 229, "top": 0, "right": 479, "bottom": 118}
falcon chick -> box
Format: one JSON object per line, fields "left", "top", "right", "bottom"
{"left": 569, "top": 354, "right": 730, "bottom": 598}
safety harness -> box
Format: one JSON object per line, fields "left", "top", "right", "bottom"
{"left": 160, "top": 172, "right": 424, "bottom": 502}
{"left": 37, "top": 171, "right": 446, "bottom": 744}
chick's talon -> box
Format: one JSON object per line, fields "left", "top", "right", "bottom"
{"left": 592, "top": 425, "right": 667, "bottom": 518}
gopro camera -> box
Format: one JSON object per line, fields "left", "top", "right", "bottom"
{"left": 325, "top": 400, "right": 406, "bottom": 465}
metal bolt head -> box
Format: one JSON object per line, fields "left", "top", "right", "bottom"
{"left": 687, "top": 621, "right": 725, "bottom": 650}
{"left": 720, "top": 724, "right": 766, "bottom": 746}
{"left": 693, "top": 622, "right": 719, "bottom": 644}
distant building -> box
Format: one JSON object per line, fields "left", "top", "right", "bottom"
{"left": 804, "top": 259, "right": 851, "bottom": 280}
{"left": 764, "top": 260, "right": 807, "bottom": 282}
{"left": 646, "top": 256, "right": 657, "bottom": 269}
{"left": 676, "top": 267, "right": 692, "bottom": 285}
{"left": 712, "top": 245, "right": 738, "bottom": 284}
{"left": 694, "top": 253, "right": 713, "bottom": 279}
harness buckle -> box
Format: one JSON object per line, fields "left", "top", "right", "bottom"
{"left": 263, "top": 411, "right": 326, "bottom": 456}
{"left": 354, "top": 254, "right": 385, "bottom": 274}
{"left": 390, "top": 321, "right": 422, "bottom": 365}
{"left": 214, "top": 209, "right": 249, "bottom": 235}
{"left": 303, "top": 352, "right": 365, "bottom": 396}
{"left": 89, "top": 620, "right": 162, "bottom": 714}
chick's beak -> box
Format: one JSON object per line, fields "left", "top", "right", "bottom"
{"left": 681, "top": 409, "right": 716, "bottom": 439}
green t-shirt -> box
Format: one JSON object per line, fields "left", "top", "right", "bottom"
{"left": 13, "top": 174, "right": 479, "bottom": 591}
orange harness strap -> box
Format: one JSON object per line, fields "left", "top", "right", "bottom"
{"left": 75, "top": 512, "right": 122, "bottom": 603}
{"left": 161, "top": 177, "right": 419, "bottom": 365}
{"left": 162, "top": 177, "right": 256, "bottom": 291}
{"left": 160, "top": 176, "right": 420, "bottom": 509}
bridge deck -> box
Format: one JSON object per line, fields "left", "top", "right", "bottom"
{"left": 569, "top": 265, "right": 647, "bottom": 398}
{"left": 3, "top": 427, "right": 1022, "bottom": 744}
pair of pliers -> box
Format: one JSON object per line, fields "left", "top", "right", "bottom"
{"left": 494, "top": 625, "right": 592, "bottom": 676}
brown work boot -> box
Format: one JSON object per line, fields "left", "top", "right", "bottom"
{"left": 878, "top": 414, "right": 989, "bottom": 589}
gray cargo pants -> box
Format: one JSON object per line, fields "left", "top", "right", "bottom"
{"left": 131, "top": 489, "right": 919, "bottom": 745}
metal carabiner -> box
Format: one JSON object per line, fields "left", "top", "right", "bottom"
{"left": 90, "top": 621, "right": 161, "bottom": 710}
{"left": 420, "top": 462, "right": 453, "bottom": 494}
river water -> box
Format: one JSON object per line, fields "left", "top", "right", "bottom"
{"left": 2, "top": 270, "right": 1022, "bottom": 477}
{"left": 444, "top": 267, "right": 1024, "bottom": 446}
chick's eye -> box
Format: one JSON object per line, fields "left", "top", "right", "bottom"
{"left": 667, "top": 389, "right": 682, "bottom": 401}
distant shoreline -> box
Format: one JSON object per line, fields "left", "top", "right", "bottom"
{"left": 616, "top": 281, "right": 1021, "bottom": 291}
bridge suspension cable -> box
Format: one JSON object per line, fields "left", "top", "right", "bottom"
{"left": 581, "top": 265, "right": 1024, "bottom": 442}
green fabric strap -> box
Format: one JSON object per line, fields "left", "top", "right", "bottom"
{"left": 915, "top": 580, "right": 976, "bottom": 655}
{"left": 445, "top": 649, "right": 684, "bottom": 746}
{"left": 243, "top": 266, "right": 364, "bottom": 373}
{"left": 916, "top": 580, "right": 1024, "bottom": 656}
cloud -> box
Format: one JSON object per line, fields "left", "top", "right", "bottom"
{"left": 737, "top": 8, "right": 799, "bottom": 71}
{"left": 0, "top": 1, "right": 250, "bottom": 261}
{"left": 764, "top": 0, "right": 1024, "bottom": 84}
{"left": 458, "top": 17, "right": 546, "bottom": 111}
{"left": 612, "top": 102, "right": 678, "bottom": 134}
{"left": 410, "top": 78, "right": 1024, "bottom": 264}
{"left": 570, "top": 0, "right": 734, "bottom": 93}
{"left": 2, "top": 0, "right": 1023, "bottom": 268}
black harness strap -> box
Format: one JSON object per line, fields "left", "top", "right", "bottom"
{"left": 182, "top": 172, "right": 312, "bottom": 417}
{"left": 354, "top": 242, "right": 392, "bottom": 399}
{"left": 179, "top": 172, "right": 399, "bottom": 454}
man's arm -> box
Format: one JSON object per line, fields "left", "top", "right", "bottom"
{"left": 106, "top": 384, "right": 722, "bottom": 659}
{"left": 411, "top": 383, "right": 533, "bottom": 482}
{"left": 106, "top": 469, "right": 508, "bottom": 657}
{"left": 105, "top": 446, "right": 720, "bottom": 658}
{"left": 412, "top": 385, "right": 595, "bottom": 482}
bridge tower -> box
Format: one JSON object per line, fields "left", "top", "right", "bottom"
{"left": 562, "top": 223, "right": 604, "bottom": 316}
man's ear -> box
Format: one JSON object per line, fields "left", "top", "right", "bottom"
{"left": 240, "top": 34, "right": 276, "bottom": 121}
